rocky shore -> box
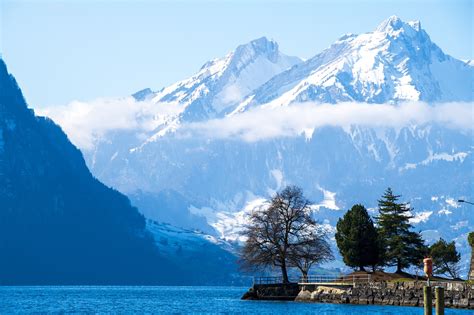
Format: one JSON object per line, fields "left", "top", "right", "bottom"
{"left": 242, "top": 282, "right": 474, "bottom": 310}
{"left": 241, "top": 283, "right": 300, "bottom": 301}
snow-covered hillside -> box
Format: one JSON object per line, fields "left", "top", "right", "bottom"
{"left": 41, "top": 16, "right": 474, "bottom": 276}
{"left": 133, "top": 37, "right": 301, "bottom": 141}
{"left": 235, "top": 16, "right": 472, "bottom": 112}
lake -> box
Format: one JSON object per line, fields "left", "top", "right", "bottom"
{"left": 0, "top": 286, "right": 472, "bottom": 314}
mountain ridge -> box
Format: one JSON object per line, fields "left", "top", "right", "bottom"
{"left": 234, "top": 16, "right": 472, "bottom": 113}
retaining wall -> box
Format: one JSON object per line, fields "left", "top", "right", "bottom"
{"left": 296, "top": 281, "right": 474, "bottom": 309}
{"left": 242, "top": 281, "right": 474, "bottom": 309}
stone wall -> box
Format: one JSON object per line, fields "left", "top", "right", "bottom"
{"left": 469, "top": 232, "right": 474, "bottom": 281}
{"left": 295, "top": 282, "right": 474, "bottom": 309}
{"left": 241, "top": 283, "right": 300, "bottom": 301}
{"left": 470, "top": 252, "right": 474, "bottom": 281}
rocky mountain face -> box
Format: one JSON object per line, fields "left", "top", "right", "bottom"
{"left": 44, "top": 17, "right": 473, "bottom": 276}
{"left": 0, "top": 59, "right": 239, "bottom": 284}
{"left": 237, "top": 16, "right": 472, "bottom": 111}
{"left": 136, "top": 37, "right": 301, "bottom": 133}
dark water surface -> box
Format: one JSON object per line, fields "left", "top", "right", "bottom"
{"left": 0, "top": 286, "right": 472, "bottom": 314}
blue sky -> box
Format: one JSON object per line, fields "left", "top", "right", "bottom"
{"left": 1, "top": 0, "right": 472, "bottom": 108}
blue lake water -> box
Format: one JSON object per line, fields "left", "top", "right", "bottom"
{"left": 0, "top": 286, "right": 472, "bottom": 314}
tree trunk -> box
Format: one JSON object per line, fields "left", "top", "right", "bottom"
{"left": 301, "top": 270, "right": 308, "bottom": 283}
{"left": 281, "top": 261, "right": 289, "bottom": 283}
{"left": 396, "top": 259, "right": 402, "bottom": 273}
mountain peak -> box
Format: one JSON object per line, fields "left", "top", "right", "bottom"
{"left": 376, "top": 15, "right": 403, "bottom": 31}
{"left": 375, "top": 15, "right": 423, "bottom": 38}
{"left": 198, "top": 37, "right": 281, "bottom": 73}
{"left": 138, "top": 36, "right": 300, "bottom": 125}
{"left": 243, "top": 15, "right": 472, "bottom": 108}
{"left": 248, "top": 36, "right": 277, "bottom": 51}
{"left": 233, "top": 36, "right": 280, "bottom": 64}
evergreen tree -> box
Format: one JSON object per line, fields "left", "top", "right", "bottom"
{"left": 430, "top": 238, "right": 461, "bottom": 279}
{"left": 469, "top": 232, "right": 474, "bottom": 281}
{"left": 376, "top": 188, "right": 427, "bottom": 273}
{"left": 335, "top": 204, "right": 381, "bottom": 271}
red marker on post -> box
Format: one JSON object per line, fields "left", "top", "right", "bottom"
{"left": 423, "top": 257, "right": 433, "bottom": 286}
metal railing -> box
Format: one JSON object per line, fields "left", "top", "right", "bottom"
{"left": 300, "top": 274, "right": 372, "bottom": 284}
{"left": 253, "top": 274, "right": 467, "bottom": 287}
{"left": 253, "top": 274, "right": 372, "bottom": 285}
{"left": 253, "top": 276, "right": 298, "bottom": 285}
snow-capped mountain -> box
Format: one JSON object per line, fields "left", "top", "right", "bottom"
{"left": 42, "top": 16, "right": 474, "bottom": 276}
{"left": 234, "top": 16, "right": 472, "bottom": 112}
{"left": 133, "top": 37, "right": 301, "bottom": 140}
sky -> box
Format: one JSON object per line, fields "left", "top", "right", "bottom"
{"left": 1, "top": 0, "right": 472, "bottom": 108}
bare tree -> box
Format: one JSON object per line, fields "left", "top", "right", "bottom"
{"left": 288, "top": 226, "right": 334, "bottom": 281}
{"left": 239, "top": 185, "right": 332, "bottom": 283}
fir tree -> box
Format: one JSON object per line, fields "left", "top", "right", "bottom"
{"left": 335, "top": 204, "right": 381, "bottom": 271}
{"left": 376, "top": 188, "right": 427, "bottom": 273}
{"left": 430, "top": 238, "right": 461, "bottom": 279}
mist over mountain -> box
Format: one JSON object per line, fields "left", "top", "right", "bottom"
{"left": 41, "top": 17, "right": 473, "bottom": 275}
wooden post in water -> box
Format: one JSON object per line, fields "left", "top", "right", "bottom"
{"left": 423, "top": 257, "right": 433, "bottom": 315}
{"left": 424, "top": 286, "right": 432, "bottom": 315}
{"left": 435, "top": 287, "right": 444, "bottom": 315}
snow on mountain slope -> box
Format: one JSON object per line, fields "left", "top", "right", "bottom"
{"left": 147, "top": 220, "right": 236, "bottom": 254}
{"left": 146, "top": 220, "right": 245, "bottom": 284}
{"left": 234, "top": 16, "right": 473, "bottom": 113}
{"left": 135, "top": 37, "right": 301, "bottom": 143}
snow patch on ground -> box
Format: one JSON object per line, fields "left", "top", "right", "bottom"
{"left": 445, "top": 198, "right": 460, "bottom": 208}
{"left": 314, "top": 187, "right": 340, "bottom": 211}
{"left": 400, "top": 151, "right": 469, "bottom": 171}
{"left": 210, "top": 198, "right": 269, "bottom": 242}
{"left": 409, "top": 211, "right": 433, "bottom": 224}
{"left": 302, "top": 128, "right": 315, "bottom": 141}
{"left": 438, "top": 209, "right": 452, "bottom": 215}
{"left": 146, "top": 220, "right": 236, "bottom": 254}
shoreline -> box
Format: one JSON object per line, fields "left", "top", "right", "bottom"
{"left": 242, "top": 281, "right": 474, "bottom": 310}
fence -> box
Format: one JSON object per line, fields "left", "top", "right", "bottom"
{"left": 253, "top": 274, "right": 372, "bottom": 285}
{"left": 253, "top": 276, "right": 299, "bottom": 285}
{"left": 301, "top": 274, "right": 371, "bottom": 284}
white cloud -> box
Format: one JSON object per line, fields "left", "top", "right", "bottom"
{"left": 37, "top": 97, "right": 184, "bottom": 150}
{"left": 39, "top": 99, "right": 473, "bottom": 150}
{"left": 182, "top": 102, "right": 473, "bottom": 141}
